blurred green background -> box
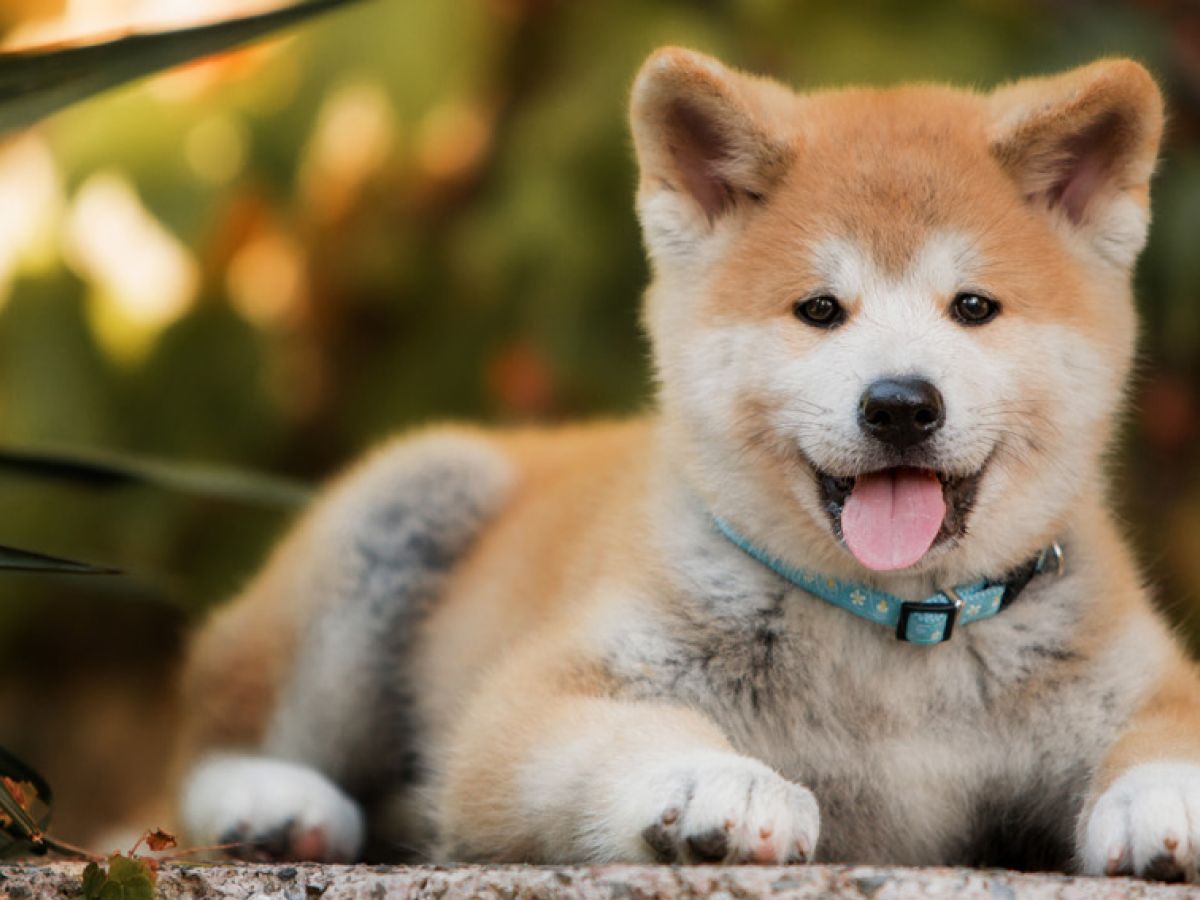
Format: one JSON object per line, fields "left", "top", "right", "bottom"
{"left": 0, "top": 0, "right": 1199, "bottom": 846}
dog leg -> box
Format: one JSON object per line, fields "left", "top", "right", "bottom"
{"left": 439, "top": 670, "right": 820, "bottom": 864}
{"left": 1079, "top": 655, "right": 1200, "bottom": 882}
{"left": 175, "top": 428, "right": 514, "bottom": 861}
{"left": 180, "top": 754, "right": 365, "bottom": 862}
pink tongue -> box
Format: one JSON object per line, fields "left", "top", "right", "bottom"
{"left": 841, "top": 468, "right": 946, "bottom": 571}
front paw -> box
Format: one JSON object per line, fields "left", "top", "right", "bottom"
{"left": 636, "top": 752, "right": 819, "bottom": 864}
{"left": 180, "top": 754, "right": 364, "bottom": 863}
{"left": 1082, "top": 762, "right": 1200, "bottom": 882}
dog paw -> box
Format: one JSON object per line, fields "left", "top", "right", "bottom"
{"left": 636, "top": 752, "right": 819, "bottom": 864}
{"left": 180, "top": 754, "right": 364, "bottom": 863}
{"left": 1082, "top": 762, "right": 1200, "bottom": 882}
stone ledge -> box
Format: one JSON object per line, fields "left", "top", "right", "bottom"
{"left": 2, "top": 862, "right": 1198, "bottom": 899}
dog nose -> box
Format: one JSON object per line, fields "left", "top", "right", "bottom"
{"left": 858, "top": 377, "right": 945, "bottom": 450}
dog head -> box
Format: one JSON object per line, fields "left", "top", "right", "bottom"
{"left": 631, "top": 48, "right": 1163, "bottom": 582}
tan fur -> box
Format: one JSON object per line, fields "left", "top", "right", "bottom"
{"left": 170, "top": 50, "right": 1200, "bottom": 877}
{"left": 1098, "top": 653, "right": 1200, "bottom": 791}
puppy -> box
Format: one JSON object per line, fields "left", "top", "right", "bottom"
{"left": 173, "top": 48, "right": 1200, "bottom": 880}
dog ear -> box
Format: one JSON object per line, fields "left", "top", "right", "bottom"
{"left": 630, "top": 48, "right": 793, "bottom": 262}
{"left": 988, "top": 59, "right": 1164, "bottom": 268}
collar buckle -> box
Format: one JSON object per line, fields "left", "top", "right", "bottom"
{"left": 896, "top": 589, "right": 964, "bottom": 644}
{"left": 1037, "top": 542, "right": 1066, "bottom": 577}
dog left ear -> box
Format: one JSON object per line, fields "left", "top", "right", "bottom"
{"left": 988, "top": 59, "right": 1164, "bottom": 268}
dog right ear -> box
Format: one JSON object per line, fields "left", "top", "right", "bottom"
{"left": 987, "top": 59, "right": 1164, "bottom": 269}
{"left": 630, "top": 48, "right": 793, "bottom": 264}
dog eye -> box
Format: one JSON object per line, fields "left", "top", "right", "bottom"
{"left": 793, "top": 294, "right": 844, "bottom": 328}
{"left": 950, "top": 292, "right": 999, "bottom": 325}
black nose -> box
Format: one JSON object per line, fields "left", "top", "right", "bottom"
{"left": 858, "top": 377, "right": 945, "bottom": 450}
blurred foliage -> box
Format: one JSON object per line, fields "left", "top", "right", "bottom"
{"left": 0, "top": 0, "right": 361, "bottom": 134}
{"left": 0, "top": 0, "right": 1198, "bottom": 844}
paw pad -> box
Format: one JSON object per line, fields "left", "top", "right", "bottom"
{"left": 686, "top": 828, "right": 729, "bottom": 863}
{"left": 181, "top": 754, "right": 364, "bottom": 863}
{"left": 1083, "top": 762, "right": 1200, "bottom": 883}
{"left": 635, "top": 754, "right": 819, "bottom": 867}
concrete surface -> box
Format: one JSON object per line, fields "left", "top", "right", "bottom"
{"left": 3, "top": 862, "right": 1199, "bottom": 898}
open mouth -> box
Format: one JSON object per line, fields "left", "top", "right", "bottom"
{"left": 817, "top": 465, "right": 985, "bottom": 572}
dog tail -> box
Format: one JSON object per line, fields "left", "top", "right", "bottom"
{"left": 259, "top": 429, "right": 515, "bottom": 788}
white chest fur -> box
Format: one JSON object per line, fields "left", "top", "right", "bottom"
{"left": 598, "top": 533, "right": 1154, "bottom": 866}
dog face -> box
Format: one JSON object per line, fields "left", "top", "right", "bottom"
{"left": 632, "top": 50, "right": 1163, "bottom": 580}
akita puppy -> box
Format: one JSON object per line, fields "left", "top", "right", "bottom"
{"left": 174, "top": 48, "right": 1200, "bottom": 879}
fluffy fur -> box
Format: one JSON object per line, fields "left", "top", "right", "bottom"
{"left": 171, "top": 49, "right": 1200, "bottom": 879}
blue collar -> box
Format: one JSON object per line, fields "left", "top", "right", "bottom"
{"left": 710, "top": 514, "right": 1064, "bottom": 645}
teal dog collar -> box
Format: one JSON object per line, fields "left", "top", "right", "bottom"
{"left": 711, "top": 514, "right": 1064, "bottom": 645}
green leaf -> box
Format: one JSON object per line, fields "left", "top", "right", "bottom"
{"left": 0, "top": 0, "right": 365, "bottom": 135}
{"left": 104, "top": 855, "right": 155, "bottom": 900}
{"left": 78, "top": 855, "right": 155, "bottom": 900}
{"left": 80, "top": 862, "right": 105, "bottom": 900}
{"left": 0, "top": 446, "right": 311, "bottom": 508}
{"left": 0, "top": 543, "right": 119, "bottom": 575}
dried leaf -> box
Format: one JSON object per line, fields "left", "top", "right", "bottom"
{"left": 0, "top": 746, "right": 52, "bottom": 855}
{"left": 0, "top": 777, "right": 39, "bottom": 841}
{"left": 0, "top": 778, "right": 39, "bottom": 839}
{"left": 1, "top": 778, "right": 31, "bottom": 812}
{"left": 143, "top": 829, "right": 176, "bottom": 852}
